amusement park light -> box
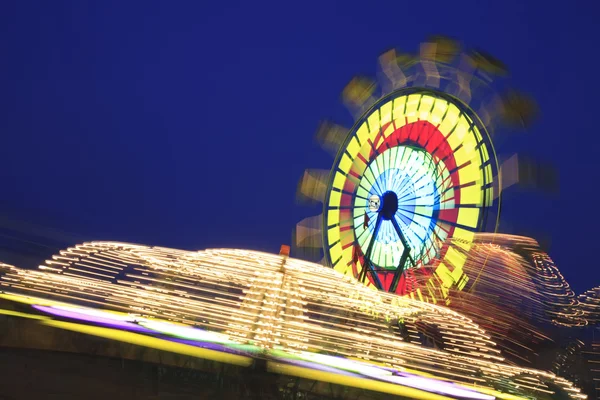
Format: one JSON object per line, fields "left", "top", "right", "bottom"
{"left": 0, "top": 242, "right": 587, "bottom": 399}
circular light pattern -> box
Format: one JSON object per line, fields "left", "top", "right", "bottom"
{"left": 323, "top": 88, "right": 498, "bottom": 301}
{"left": 356, "top": 146, "right": 442, "bottom": 270}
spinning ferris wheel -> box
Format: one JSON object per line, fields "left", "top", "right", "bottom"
{"left": 296, "top": 37, "right": 541, "bottom": 302}
{"left": 323, "top": 88, "right": 498, "bottom": 299}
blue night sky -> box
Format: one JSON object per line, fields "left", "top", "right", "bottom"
{"left": 0, "top": 1, "right": 597, "bottom": 292}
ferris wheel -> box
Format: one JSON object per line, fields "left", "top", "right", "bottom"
{"left": 323, "top": 88, "right": 498, "bottom": 300}
{"left": 296, "top": 37, "right": 542, "bottom": 302}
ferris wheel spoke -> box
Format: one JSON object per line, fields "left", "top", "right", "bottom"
{"left": 397, "top": 192, "right": 418, "bottom": 203}
{"left": 396, "top": 184, "right": 416, "bottom": 200}
{"left": 410, "top": 209, "right": 438, "bottom": 223}
{"left": 372, "top": 172, "right": 387, "bottom": 195}
{"left": 397, "top": 213, "right": 429, "bottom": 240}
{"left": 396, "top": 211, "right": 413, "bottom": 226}
{"left": 414, "top": 177, "right": 437, "bottom": 192}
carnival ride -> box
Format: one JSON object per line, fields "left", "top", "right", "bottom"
{"left": 0, "top": 243, "right": 586, "bottom": 399}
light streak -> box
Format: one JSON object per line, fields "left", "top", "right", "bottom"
{"left": 0, "top": 244, "right": 587, "bottom": 399}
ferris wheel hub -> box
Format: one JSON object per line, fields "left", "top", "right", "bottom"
{"left": 380, "top": 191, "right": 399, "bottom": 220}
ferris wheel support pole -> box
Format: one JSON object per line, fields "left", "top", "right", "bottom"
{"left": 359, "top": 214, "right": 384, "bottom": 290}
{"left": 389, "top": 217, "right": 416, "bottom": 293}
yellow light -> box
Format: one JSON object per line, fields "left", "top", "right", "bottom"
{"left": 41, "top": 319, "right": 253, "bottom": 367}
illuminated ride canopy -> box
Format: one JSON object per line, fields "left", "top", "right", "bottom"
{"left": 323, "top": 89, "right": 498, "bottom": 300}
{"left": 0, "top": 242, "right": 585, "bottom": 400}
